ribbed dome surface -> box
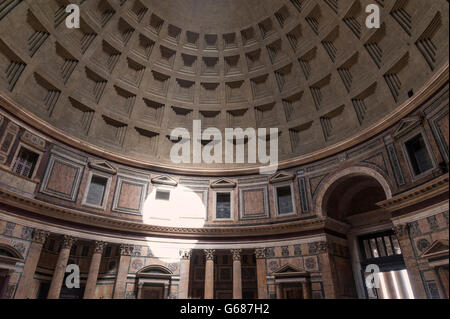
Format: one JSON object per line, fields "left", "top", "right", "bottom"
{"left": 0, "top": 0, "right": 448, "bottom": 170}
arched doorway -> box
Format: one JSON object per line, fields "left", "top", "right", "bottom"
{"left": 136, "top": 265, "right": 174, "bottom": 299}
{"left": 0, "top": 243, "right": 24, "bottom": 299}
{"left": 319, "top": 167, "right": 414, "bottom": 299}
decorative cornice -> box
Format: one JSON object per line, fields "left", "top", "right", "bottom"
{"left": 0, "top": 63, "right": 447, "bottom": 176}
{"left": 377, "top": 174, "right": 449, "bottom": 212}
{"left": 0, "top": 186, "right": 328, "bottom": 238}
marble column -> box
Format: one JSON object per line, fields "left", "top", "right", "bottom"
{"left": 113, "top": 244, "right": 134, "bottom": 299}
{"left": 318, "top": 241, "right": 338, "bottom": 299}
{"left": 393, "top": 224, "right": 426, "bottom": 299}
{"left": 15, "top": 229, "right": 49, "bottom": 299}
{"left": 302, "top": 281, "right": 312, "bottom": 299}
{"left": 231, "top": 249, "right": 242, "bottom": 299}
{"left": 0, "top": 272, "right": 11, "bottom": 299}
{"left": 393, "top": 271, "right": 409, "bottom": 299}
{"left": 203, "top": 249, "right": 215, "bottom": 299}
{"left": 179, "top": 249, "right": 192, "bottom": 299}
{"left": 136, "top": 282, "right": 144, "bottom": 299}
{"left": 83, "top": 241, "right": 106, "bottom": 299}
{"left": 437, "top": 267, "right": 449, "bottom": 299}
{"left": 255, "top": 248, "right": 267, "bottom": 299}
{"left": 47, "top": 235, "right": 76, "bottom": 299}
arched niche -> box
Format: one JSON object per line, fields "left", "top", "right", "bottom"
{"left": 0, "top": 243, "right": 24, "bottom": 299}
{"left": 315, "top": 166, "right": 392, "bottom": 220}
{"left": 135, "top": 265, "right": 174, "bottom": 299}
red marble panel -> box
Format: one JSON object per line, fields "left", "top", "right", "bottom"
{"left": 243, "top": 190, "right": 264, "bottom": 215}
{"left": 46, "top": 161, "right": 78, "bottom": 196}
{"left": 118, "top": 182, "right": 142, "bottom": 210}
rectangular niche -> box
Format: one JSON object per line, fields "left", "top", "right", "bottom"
{"left": 139, "top": 98, "right": 164, "bottom": 126}
{"left": 107, "top": 85, "right": 136, "bottom": 118}
{"left": 201, "top": 57, "right": 219, "bottom": 76}
{"left": 0, "top": 39, "right": 26, "bottom": 92}
{"left": 225, "top": 80, "right": 247, "bottom": 103}
{"left": 85, "top": 0, "right": 116, "bottom": 28}
{"left": 132, "top": 127, "right": 159, "bottom": 155}
{"left": 282, "top": 91, "right": 309, "bottom": 122}
{"left": 90, "top": 40, "right": 121, "bottom": 73}
{"left": 119, "top": 57, "right": 145, "bottom": 88}
{"left": 22, "top": 72, "right": 61, "bottom": 116}
{"left": 274, "top": 63, "right": 300, "bottom": 93}
{"left": 173, "top": 78, "right": 195, "bottom": 102}
{"left": 245, "top": 49, "right": 265, "bottom": 72}
{"left": 204, "top": 34, "right": 218, "bottom": 51}
{"left": 59, "top": 97, "right": 94, "bottom": 136}
{"left": 223, "top": 33, "right": 237, "bottom": 50}
{"left": 98, "top": 115, "right": 128, "bottom": 146}
{"left": 155, "top": 45, "right": 176, "bottom": 69}
{"left": 250, "top": 74, "right": 272, "bottom": 100}
{"left": 179, "top": 53, "right": 197, "bottom": 74}
{"left": 286, "top": 24, "right": 302, "bottom": 52}
{"left": 255, "top": 102, "right": 277, "bottom": 126}
{"left": 200, "top": 110, "right": 221, "bottom": 127}
{"left": 241, "top": 27, "right": 257, "bottom": 46}
{"left": 258, "top": 18, "right": 276, "bottom": 39}
{"left": 227, "top": 108, "right": 248, "bottom": 128}
{"left": 109, "top": 18, "right": 135, "bottom": 46}
{"left": 289, "top": 121, "right": 314, "bottom": 153}
{"left": 170, "top": 106, "right": 193, "bottom": 128}
{"left": 127, "top": 0, "right": 148, "bottom": 22}
{"left": 81, "top": 68, "right": 108, "bottom": 104}
{"left": 200, "top": 82, "right": 220, "bottom": 104}
{"left": 239, "top": 186, "right": 269, "bottom": 220}
{"left": 320, "top": 105, "right": 347, "bottom": 141}
{"left": 112, "top": 172, "right": 149, "bottom": 215}
{"left": 132, "top": 34, "right": 154, "bottom": 60}
{"left": 39, "top": 147, "right": 86, "bottom": 202}
{"left": 213, "top": 191, "right": 233, "bottom": 220}
{"left": 266, "top": 39, "right": 289, "bottom": 65}
{"left": 146, "top": 13, "right": 164, "bottom": 35}
{"left": 147, "top": 70, "right": 170, "bottom": 96}
{"left": 273, "top": 183, "right": 297, "bottom": 217}
{"left": 185, "top": 31, "right": 199, "bottom": 49}
{"left": 166, "top": 24, "right": 181, "bottom": 44}
{"left": 224, "top": 55, "right": 242, "bottom": 75}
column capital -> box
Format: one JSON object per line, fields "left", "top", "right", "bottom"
{"left": 203, "top": 249, "right": 215, "bottom": 260}
{"left": 255, "top": 248, "right": 266, "bottom": 259}
{"left": 231, "top": 249, "right": 242, "bottom": 261}
{"left": 318, "top": 241, "right": 329, "bottom": 253}
{"left": 61, "top": 235, "right": 76, "bottom": 249}
{"left": 119, "top": 244, "right": 134, "bottom": 256}
{"left": 94, "top": 241, "right": 107, "bottom": 254}
{"left": 179, "top": 249, "right": 192, "bottom": 260}
{"left": 393, "top": 224, "right": 410, "bottom": 239}
{"left": 32, "top": 229, "right": 50, "bottom": 244}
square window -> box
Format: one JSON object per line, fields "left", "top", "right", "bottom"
{"left": 85, "top": 175, "right": 109, "bottom": 207}
{"left": 155, "top": 189, "right": 170, "bottom": 201}
{"left": 276, "top": 185, "right": 293, "bottom": 215}
{"left": 216, "top": 193, "right": 231, "bottom": 219}
{"left": 404, "top": 134, "right": 434, "bottom": 176}
{"left": 12, "top": 147, "right": 39, "bottom": 178}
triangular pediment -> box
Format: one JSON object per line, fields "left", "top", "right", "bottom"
{"left": 273, "top": 263, "right": 304, "bottom": 275}
{"left": 88, "top": 161, "right": 117, "bottom": 174}
{"left": 269, "top": 171, "right": 294, "bottom": 184}
{"left": 420, "top": 240, "right": 449, "bottom": 259}
{"left": 210, "top": 178, "right": 236, "bottom": 189}
{"left": 151, "top": 175, "right": 178, "bottom": 186}
{"left": 392, "top": 116, "right": 422, "bottom": 139}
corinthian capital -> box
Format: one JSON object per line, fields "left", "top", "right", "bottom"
{"left": 61, "top": 235, "right": 76, "bottom": 249}
{"left": 32, "top": 229, "right": 50, "bottom": 244}
{"left": 255, "top": 248, "right": 266, "bottom": 259}
{"left": 393, "top": 224, "right": 409, "bottom": 239}
{"left": 94, "top": 241, "right": 107, "bottom": 254}
{"left": 203, "top": 249, "right": 215, "bottom": 260}
{"left": 120, "top": 244, "right": 134, "bottom": 256}
{"left": 230, "top": 249, "right": 242, "bottom": 261}
{"left": 179, "top": 249, "right": 192, "bottom": 260}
